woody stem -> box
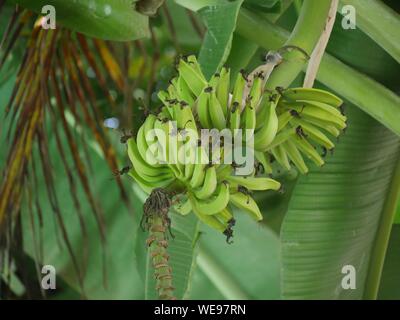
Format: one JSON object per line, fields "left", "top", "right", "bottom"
{"left": 147, "top": 214, "right": 175, "bottom": 300}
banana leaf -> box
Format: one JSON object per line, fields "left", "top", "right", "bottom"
{"left": 11, "top": 0, "right": 150, "bottom": 41}
{"left": 19, "top": 131, "right": 145, "bottom": 298}
{"left": 198, "top": 0, "right": 244, "bottom": 79}
{"left": 281, "top": 103, "right": 400, "bottom": 299}
{"left": 280, "top": 7, "right": 400, "bottom": 299}
{"left": 189, "top": 212, "right": 281, "bottom": 300}
{"left": 378, "top": 225, "right": 400, "bottom": 299}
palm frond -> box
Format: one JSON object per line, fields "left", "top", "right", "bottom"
{"left": 0, "top": 10, "right": 137, "bottom": 295}
{"left": 0, "top": 2, "right": 205, "bottom": 298}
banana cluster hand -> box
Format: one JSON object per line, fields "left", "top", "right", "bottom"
{"left": 127, "top": 55, "right": 346, "bottom": 241}
{"left": 259, "top": 87, "right": 347, "bottom": 174}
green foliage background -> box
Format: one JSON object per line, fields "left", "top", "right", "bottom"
{"left": 0, "top": 0, "right": 399, "bottom": 300}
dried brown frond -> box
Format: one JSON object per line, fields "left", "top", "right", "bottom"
{"left": 0, "top": 11, "right": 142, "bottom": 296}
{"left": 0, "top": 3, "right": 200, "bottom": 298}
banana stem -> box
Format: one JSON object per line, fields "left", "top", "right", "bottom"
{"left": 147, "top": 215, "right": 176, "bottom": 300}
{"left": 363, "top": 157, "right": 400, "bottom": 300}
{"left": 265, "top": 0, "right": 332, "bottom": 89}
{"left": 143, "top": 188, "right": 176, "bottom": 300}
{"left": 226, "top": 0, "right": 294, "bottom": 75}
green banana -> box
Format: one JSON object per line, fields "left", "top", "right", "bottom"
{"left": 193, "top": 166, "right": 217, "bottom": 200}
{"left": 181, "top": 132, "right": 198, "bottom": 181}
{"left": 158, "top": 90, "right": 171, "bottom": 109}
{"left": 128, "top": 167, "right": 174, "bottom": 194}
{"left": 216, "top": 67, "right": 230, "bottom": 117}
{"left": 178, "top": 58, "right": 207, "bottom": 97}
{"left": 192, "top": 182, "right": 230, "bottom": 215}
{"left": 189, "top": 147, "right": 209, "bottom": 189}
{"left": 137, "top": 118, "right": 159, "bottom": 166}
{"left": 153, "top": 118, "right": 169, "bottom": 164}
{"left": 291, "top": 119, "right": 335, "bottom": 150}
{"left": 168, "top": 78, "right": 179, "bottom": 100}
{"left": 176, "top": 130, "right": 190, "bottom": 180}
{"left": 254, "top": 99, "right": 279, "bottom": 151}
{"left": 209, "top": 89, "right": 227, "bottom": 130}
{"left": 282, "top": 140, "right": 308, "bottom": 174}
{"left": 285, "top": 103, "right": 347, "bottom": 130}
{"left": 301, "top": 100, "right": 345, "bottom": 119}
{"left": 209, "top": 73, "right": 220, "bottom": 89}
{"left": 216, "top": 164, "right": 233, "bottom": 181}
{"left": 175, "top": 103, "right": 197, "bottom": 131}
{"left": 255, "top": 151, "right": 273, "bottom": 175}
{"left": 292, "top": 136, "right": 325, "bottom": 167}
{"left": 173, "top": 196, "right": 192, "bottom": 216}
{"left": 277, "top": 110, "right": 293, "bottom": 131}
{"left": 159, "top": 106, "right": 172, "bottom": 120}
{"left": 195, "top": 88, "right": 213, "bottom": 128}
{"left": 281, "top": 87, "right": 343, "bottom": 108}
{"left": 127, "top": 138, "right": 170, "bottom": 177}
{"left": 297, "top": 116, "right": 341, "bottom": 137}
{"left": 175, "top": 75, "right": 195, "bottom": 105}
{"left": 186, "top": 55, "right": 204, "bottom": 76}
{"left": 266, "top": 127, "right": 296, "bottom": 150}
{"left": 248, "top": 73, "right": 264, "bottom": 110}
{"left": 231, "top": 70, "right": 247, "bottom": 107}
{"left": 190, "top": 194, "right": 227, "bottom": 232}
{"left": 226, "top": 176, "right": 281, "bottom": 191}
{"left": 215, "top": 207, "right": 234, "bottom": 224}
{"left": 241, "top": 103, "right": 256, "bottom": 132}
{"left": 229, "top": 102, "right": 241, "bottom": 131}
{"left": 271, "top": 145, "right": 291, "bottom": 170}
{"left": 229, "top": 192, "right": 263, "bottom": 221}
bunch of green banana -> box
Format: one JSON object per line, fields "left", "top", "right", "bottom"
{"left": 158, "top": 55, "right": 347, "bottom": 175}
{"left": 126, "top": 54, "right": 346, "bottom": 241}
{"left": 127, "top": 83, "right": 281, "bottom": 241}
{"left": 262, "top": 88, "right": 347, "bottom": 174}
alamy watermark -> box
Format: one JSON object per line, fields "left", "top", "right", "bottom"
{"left": 341, "top": 5, "right": 356, "bottom": 30}
{"left": 341, "top": 265, "right": 356, "bottom": 290}
{"left": 41, "top": 5, "right": 56, "bottom": 30}
{"left": 41, "top": 265, "right": 56, "bottom": 290}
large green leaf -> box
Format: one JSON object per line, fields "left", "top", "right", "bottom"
{"left": 12, "top": 0, "right": 150, "bottom": 41}
{"left": 188, "top": 212, "right": 281, "bottom": 300}
{"left": 244, "top": 0, "right": 280, "bottom": 11}
{"left": 18, "top": 129, "right": 145, "bottom": 299}
{"left": 326, "top": 14, "right": 400, "bottom": 91}
{"left": 395, "top": 205, "right": 400, "bottom": 224}
{"left": 161, "top": 1, "right": 203, "bottom": 50}
{"left": 233, "top": 6, "right": 400, "bottom": 299}
{"left": 281, "top": 104, "right": 400, "bottom": 299}
{"left": 197, "top": 0, "right": 244, "bottom": 79}
{"left": 378, "top": 225, "right": 400, "bottom": 299}
{"left": 339, "top": 0, "right": 400, "bottom": 64}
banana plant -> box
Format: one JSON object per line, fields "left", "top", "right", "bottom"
{"left": 0, "top": 0, "right": 399, "bottom": 301}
